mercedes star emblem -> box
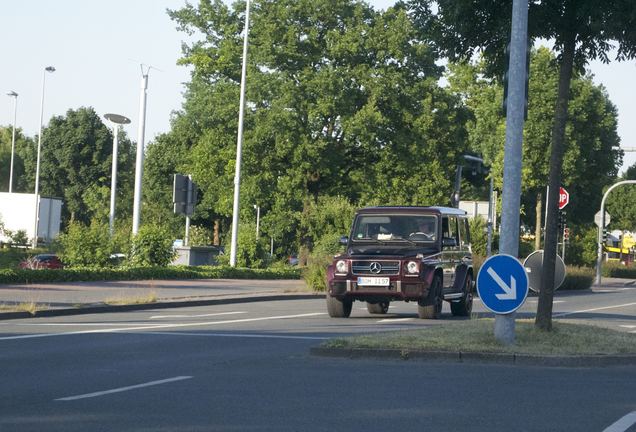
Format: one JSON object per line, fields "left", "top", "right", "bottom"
{"left": 369, "top": 262, "right": 382, "bottom": 274}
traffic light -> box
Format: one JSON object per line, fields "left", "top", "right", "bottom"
{"left": 558, "top": 210, "right": 567, "bottom": 229}
{"left": 563, "top": 226, "right": 570, "bottom": 242}
{"left": 602, "top": 228, "right": 609, "bottom": 244}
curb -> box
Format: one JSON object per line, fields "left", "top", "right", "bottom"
{"left": 0, "top": 292, "right": 323, "bottom": 321}
{"left": 309, "top": 347, "right": 636, "bottom": 367}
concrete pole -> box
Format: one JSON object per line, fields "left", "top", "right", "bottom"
{"left": 109, "top": 125, "right": 119, "bottom": 236}
{"left": 487, "top": 176, "right": 494, "bottom": 257}
{"left": 7, "top": 91, "right": 18, "bottom": 193}
{"left": 33, "top": 66, "right": 55, "bottom": 248}
{"left": 132, "top": 70, "right": 149, "bottom": 235}
{"left": 495, "top": 0, "right": 529, "bottom": 345}
{"left": 184, "top": 175, "right": 192, "bottom": 246}
{"left": 229, "top": 0, "right": 251, "bottom": 267}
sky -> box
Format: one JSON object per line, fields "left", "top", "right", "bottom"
{"left": 2, "top": 0, "right": 635, "bottom": 171}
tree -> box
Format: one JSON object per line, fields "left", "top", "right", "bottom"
{"left": 447, "top": 47, "right": 621, "bottom": 249}
{"left": 19, "top": 107, "right": 136, "bottom": 225}
{"left": 165, "top": 0, "right": 468, "bottom": 256}
{"left": 0, "top": 126, "right": 34, "bottom": 193}
{"left": 411, "top": 0, "right": 636, "bottom": 330}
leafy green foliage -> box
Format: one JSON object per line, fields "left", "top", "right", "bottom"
{"left": 217, "top": 222, "right": 270, "bottom": 269}
{"left": 129, "top": 224, "right": 175, "bottom": 267}
{"left": 58, "top": 221, "right": 112, "bottom": 267}
{"left": 0, "top": 265, "right": 301, "bottom": 285}
{"left": 303, "top": 232, "right": 345, "bottom": 292}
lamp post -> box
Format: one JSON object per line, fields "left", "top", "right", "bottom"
{"left": 104, "top": 113, "right": 131, "bottom": 236}
{"left": 132, "top": 66, "right": 150, "bottom": 236}
{"left": 229, "top": 0, "right": 251, "bottom": 267}
{"left": 32, "top": 66, "right": 55, "bottom": 248}
{"left": 7, "top": 91, "right": 18, "bottom": 193}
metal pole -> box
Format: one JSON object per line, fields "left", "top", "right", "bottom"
{"left": 229, "top": 0, "right": 251, "bottom": 267}
{"left": 33, "top": 66, "right": 55, "bottom": 249}
{"left": 7, "top": 91, "right": 18, "bottom": 193}
{"left": 596, "top": 180, "right": 636, "bottom": 284}
{"left": 495, "top": 0, "right": 528, "bottom": 345}
{"left": 109, "top": 125, "right": 119, "bottom": 236}
{"left": 132, "top": 69, "right": 149, "bottom": 235}
{"left": 487, "top": 176, "right": 494, "bottom": 257}
{"left": 184, "top": 175, "right": 192, "bottom": 246}
{"left": 544, "top": 185, "right": 549, "bottom": 248}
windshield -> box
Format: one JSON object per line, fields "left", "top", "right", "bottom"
{"left": 351, "top": 214, "right": 438, "bottom": 243}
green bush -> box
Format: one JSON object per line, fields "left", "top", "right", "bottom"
{"left": 559, "top": 266, "right": 594, "bottom": 290}
{"left": 189, "top": 225, "right": 213, "bottom": 246}
{"left": 58, "top": 221, "right": 112, "bottom": 267}
{"left": 217, "top": 222, "right": 270, "bottom": 268}
{"left": 0, "top": 265, "right": 301, "bottom": 285}
{"left": 602, "top": 262, "right": 636, "bottom": 279}
{"left": 129, "top": 224, "right": 175, "bottom": 267}
{"left": 303, "top": 232, "right": 344, "bottom": 292}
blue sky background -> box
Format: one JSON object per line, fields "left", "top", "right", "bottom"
{"left": 2, "top": 0, "right": 634, "bottom": 171}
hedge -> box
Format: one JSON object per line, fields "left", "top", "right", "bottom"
{"left": 601, "top": 263, "right": 636, "bottom": 279}
{"left": 0, "top": 265, "right": 301, "bottom": 285}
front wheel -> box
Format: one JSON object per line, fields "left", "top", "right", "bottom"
{"left": 418, "top": 275, "right": 443, "bottom": 319}
{"left": 326, "top": 293, "right": 353, "bottom": 318}
{"left": 451, "top": 274, "right": 473, "bottom": 317}
{"left": 366, "top": 301, "right": 390, "bottom": 314}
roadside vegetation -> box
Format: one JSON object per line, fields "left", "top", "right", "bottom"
{"left": 324, "top": 319, "right": 636, "bottom": 356}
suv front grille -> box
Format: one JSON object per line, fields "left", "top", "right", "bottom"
{"left": 352, "top": 260, "right": 400, "bottom": 276}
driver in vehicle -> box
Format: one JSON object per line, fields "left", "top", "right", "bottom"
{"left": 411, "top": 218, "right": 436, "bottom": 240}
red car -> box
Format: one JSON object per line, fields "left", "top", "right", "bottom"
{"left": 19, "top": 254, "right": 64, "bottom": 270}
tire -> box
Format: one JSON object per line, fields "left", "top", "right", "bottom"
{"left": 366, "top": 301, "right": 390, "bottom": 314}
{"left": 451, "top": 274, "right": 473, "bottom": 317}
{"left": 418, "top": 275, "right": 443, "bottom": 319}
{"left": 326, "top": 293, "right": 353, "bottom": 318}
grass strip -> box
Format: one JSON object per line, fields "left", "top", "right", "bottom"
{"left": 323, "top": 319, "right": 636, "bottom": 356}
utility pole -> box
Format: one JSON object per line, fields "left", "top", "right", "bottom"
{"left": 496, "top": 0, "right": 529, "bottom": 344}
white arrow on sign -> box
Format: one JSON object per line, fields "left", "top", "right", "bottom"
{"left": 487, "top": 267, "right": 517, "bottom": 300}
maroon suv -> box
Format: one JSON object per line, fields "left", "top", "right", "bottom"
{"left": 326, "top": 206, "right": 473, "bottom": 319}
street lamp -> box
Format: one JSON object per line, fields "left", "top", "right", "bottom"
{"left": 229, "top": 0, "right": 252, "bottom": 267}
{"left": 104, "top": 113, "right": 131, "bottom": 236}
{"left": 7, "top": 91, "right": 18, "bottom": 193}
{"left": 32, "top": 66, "right": 55, "bottom": 248}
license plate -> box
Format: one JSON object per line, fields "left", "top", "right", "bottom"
{"left": 357, "top": 277, "right": 390, "bottom": 286}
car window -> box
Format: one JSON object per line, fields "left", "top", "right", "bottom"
{"left": 442, "top": 216, "right": 459, "bottom": 243}
{"left": 458, "top": 218, "right": 469, "bottom": 247}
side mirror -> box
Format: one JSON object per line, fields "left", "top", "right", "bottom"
{"left": 339, "top": 236, "right": 349, "bottom": 246}
{"left": 443, "top": 237, "right": 457, "bottom": 247}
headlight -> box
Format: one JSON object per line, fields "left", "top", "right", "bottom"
{"left": 407, "top": 261, "right": 419, "bottom": 274}
{"left": 336, "top": 260, "right": 348, "bottom": 274}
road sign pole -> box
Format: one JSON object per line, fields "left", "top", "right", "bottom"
{"left": 496, "top": 0, "right": 529, "bottom": 345}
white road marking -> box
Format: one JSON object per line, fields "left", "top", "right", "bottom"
{"left": 553, "top": 302, "right": 636, "bottom": 318}
{"left": 149, "top": 311, "right": 246, "bottom": 319}
{"left": 0, "top": 313, "right": 327, "bottom": 341}
{"left": 527, "top": 300, "right": 565, "bottom": 304}
{"left": 619, "top": 325, "right": 636, "bottom": 329}
{"left": 378, "top": 318, "right": 414, "bottom": 323}
{"left": 602, "top": 411, "right": 636, "bottom": 432}
{"left": 55, "top": 376, "right": 192, "bottom": 401}
{"left": 137, "top": 331, "right": 328, "bottom": 340}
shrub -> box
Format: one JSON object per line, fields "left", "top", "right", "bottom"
{"left": 602, "top": 262, "right": 636, "bottom": 279}
{"left": 129, "top": 224, "right": 175, "bottom": 267}
{"left": 303, "top": 232, "right": 344, "bottom": 292}
{"left": 560, "top": 266, "right": 594, "bottom": 290}
{"left": 217, "top": 222, "right": 270, "bottom": 268}
{"left": 58, "top": 221, "right": 112, "bottom": 267}
{"left": 189, "top": 225, "right": 213, "bottom": 246}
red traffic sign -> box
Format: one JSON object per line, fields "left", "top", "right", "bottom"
{"left": 559, "top": 187, "right": 569, "bottom": 210}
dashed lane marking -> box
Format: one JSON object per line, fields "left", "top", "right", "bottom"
{"left": 602, "top": 412, "right": 636, "bottom": 432}
{"left": 55, "top": 376, "right": 193, "bottom": 401}
{"left": 136, "top": 331, "right": 328, "bottom": 340}
{"left": 0, "top": 313, "right": 327, "bottom": 341}
{"left": 553, "top": 302, "right": 636, "bottom": 318}
{"left": 377, "top": 318, "right": 414, "bottom": 323}
{"left": 149, "top": 311, "right": 247, "bottom": 319}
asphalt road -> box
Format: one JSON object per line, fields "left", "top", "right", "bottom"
{"left": 1, "top": 286, "right": 635, "bottom": 432}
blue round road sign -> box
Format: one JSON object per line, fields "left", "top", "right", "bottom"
{"left": 476, "top": 254, "right": 529, "bottom": 314}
